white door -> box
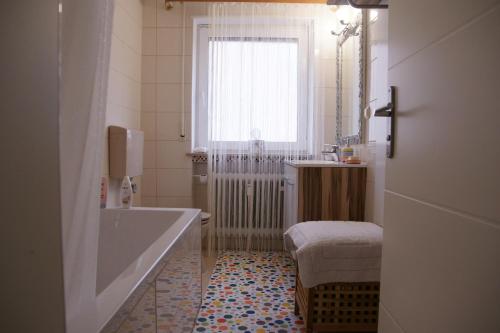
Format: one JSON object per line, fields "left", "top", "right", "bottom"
{"left": 379, "top": 1, "right": 500, "bottom": 332}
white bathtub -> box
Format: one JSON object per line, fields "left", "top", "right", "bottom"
{"left": 96, "top": 207, "right": 201, "bottom": 332}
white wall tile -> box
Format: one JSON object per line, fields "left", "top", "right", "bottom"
{"left": 141, "top": 83, "right": 156, "bottom": 111}
{"left": 141, "top": 55, "right": 156, "bottom": 83}
{"left": 324, "top": 87, "right": 336, "bottom": 116}
{"left": 156, "top": 84, "right": 182, "bottom": 112}
{"left": 142, "top": 28, "right": 156, "bottom": 55}
{"left": 157, "top": 112, "right": 181, "bottom": 140}
{"left": 141, "top": 113, "right": 156, "bottom": 140}
{"left": 143, "top": 0, "right": 156, "bottom": 27}
{"left": 316, "top": 58, "right": 336, "bottom": 88}
{"left": 183, "top": 83, "right": 192, "bottom": 115}
{"left": 157, "top": 196, "right": 193, "bottom": 208}
{"left": 156, "top": 141, "right": 192, "bottom": 169}
{"left": 183, "top": 56, "right": 193, "bottom": 83}
{"left": 324, "top": 115, "right": 336, "bottom": 144}
{"left": 141, "top": 196, "right": 158, "bottom": 207}
{"left": 157, "top": 169, "right": 192, "bottom": 197}
{"left": 157, "top": 28, "right": 183, "bottom": 55}
{"left": 157, "top": 56, "right": 183, "bottom": 83}
{"left": 183, "top": 28, "right": 194, "bottom": 56}
{"left": 141, "top": 168, "right": 157, "bottom": 196}
{"left": 143, "top": 141, "right": 156, "bottom": 169}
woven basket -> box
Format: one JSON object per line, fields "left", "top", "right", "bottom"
{"left": 295, "top": 269, "right": 380, "bottom": 332}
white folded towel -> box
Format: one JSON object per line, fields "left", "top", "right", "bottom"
{"left": 284, "top": 221, "right": 383, "bottom": 288}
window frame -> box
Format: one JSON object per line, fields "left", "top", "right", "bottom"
{"left": 191, "top": 17, "right": 314, "bottom": 153}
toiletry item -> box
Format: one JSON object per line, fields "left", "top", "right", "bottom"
{"left": 346, "top": 156, "right": 361, "bottom": 164}
{"left": 341, "top": 141, "right": 354, "bottom": 162}
{"left": 193, "top": 146, "right": 208, "bottom": 154}
{"left": 120, "top": 176, "right": 133, "bottom": 208}
{"left": 100, "top": 177, "right": 108, "bottom": 209}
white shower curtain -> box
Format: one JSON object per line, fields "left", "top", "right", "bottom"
{"left": 206, "top": 2, "right": 337, "bottom": 252}
{"left": 60, "top": 0, "right": 114, "bottom": 332}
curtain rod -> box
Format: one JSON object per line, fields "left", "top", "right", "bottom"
{"left": 164, "top": 0, "right": 328, "bottom": 5}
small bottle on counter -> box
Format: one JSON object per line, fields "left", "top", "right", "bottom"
{"left": 341, "top": 139, "right": 354, "bottom": 162}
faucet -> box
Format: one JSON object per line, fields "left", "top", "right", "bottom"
{"left": 321, "top": 144, "right": 339, "bottom": 162}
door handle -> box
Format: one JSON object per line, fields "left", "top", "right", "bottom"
{"left": 374, "top": 86, "right": 396, "bottom": 158}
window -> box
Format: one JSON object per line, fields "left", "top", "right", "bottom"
{"left": 210, "top": 39, "right": 298, "bottom": 142}
{"left": 192, "top": 20, "right": 312, "bottom": 151}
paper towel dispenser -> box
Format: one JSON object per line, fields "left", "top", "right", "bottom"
{"left": 108, "top": 126, "right": 144, "bottom": 178}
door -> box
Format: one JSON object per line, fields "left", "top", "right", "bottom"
{"left": 379, "top": 1, "right": 500, "bottom": 332}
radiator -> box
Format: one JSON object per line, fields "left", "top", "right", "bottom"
{"left": 211, "top": 172, "right": 284, "bottom": 251}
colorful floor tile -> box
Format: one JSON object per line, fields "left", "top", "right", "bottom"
{"left": 193, "top": 252, "right": 306, "bottom": 333}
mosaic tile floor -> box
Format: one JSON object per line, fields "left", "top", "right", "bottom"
{"left": 193, "top": 252, "right": 306, "bottom": 333}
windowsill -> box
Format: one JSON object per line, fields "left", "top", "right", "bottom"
{"left": 187, "top": 151, "right": 313, "bottom": 158}
{"left": 187, "top": 152, "right": 208, "bottom": 156}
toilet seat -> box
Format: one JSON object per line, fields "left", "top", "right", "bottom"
{"left": 201, "top": 212, "right": 211, "bottom": 224}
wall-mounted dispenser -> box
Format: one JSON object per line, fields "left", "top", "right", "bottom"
{"left": 108, "top": 126, "right": 144, "bottom": 178}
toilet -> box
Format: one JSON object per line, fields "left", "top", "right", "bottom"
{"left": 201, "top": 212, "right": 211, "bottom": 273}
{"left": 201, "top": 212, "right": 211, "bottom": 249}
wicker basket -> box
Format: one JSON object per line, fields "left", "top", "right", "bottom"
{"left": 295, "top": 268, "right": 380, "bottom": 332}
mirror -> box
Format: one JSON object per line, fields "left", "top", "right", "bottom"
{"left": 335, "top": 9, "right": 366, "bottom": 145}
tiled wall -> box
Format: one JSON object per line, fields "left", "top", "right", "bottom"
{"left": 140, "top": 0, "right": 208, "bottom": 208}
{"left": 140, "top": 2, "right": 337, "bottom": 209}
{"left": 138, "top": 4, "right": 385, "bottom": 224}
{"left": 359, "top": 10, "right": 388, "bottom": 226}
{"left": 103, "top": 0, "right": 143, "bottom": 207}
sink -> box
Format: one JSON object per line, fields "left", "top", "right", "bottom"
{"left": 290, "top": 160, "right": 341, "bottom": 165}
{"left": 285, "top": 160, "right": 366, "bottom": 168}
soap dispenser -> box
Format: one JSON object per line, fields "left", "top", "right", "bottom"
{"left": 120, "top": 176, "right": 133, "bottom": 208}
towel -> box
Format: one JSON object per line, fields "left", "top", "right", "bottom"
{"left": 284, "top": 221, "right": 383, "bottom": 288}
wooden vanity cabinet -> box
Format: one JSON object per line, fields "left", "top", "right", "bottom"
{"left": 284, "top": 164, "right": 367, "bottom": 228}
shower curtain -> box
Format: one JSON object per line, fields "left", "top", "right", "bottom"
{"left": 60, "top": 0, "right": 114, "bottom": 332}
{"left": 206, "top": 2, "right": 337, "bottom": 252}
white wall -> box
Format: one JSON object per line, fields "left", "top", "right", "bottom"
{"left": 379, "top": 1, "right": 500, "bottom": 332}
{"left": 104, "top": 0, "right": 143, "bottom": 207}
{"left": 0, "top": 1, "right": 65, "bottom": 332}
{"left": 140, "top": 1, "right": 337, "bottom": 208}
{"left": 362, "top": 9, "right": 388, "bottom": 226}
{"left": 140, "top": 0, "right": 208, "bottom": 208}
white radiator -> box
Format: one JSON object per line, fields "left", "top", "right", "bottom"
{"left": 211, "top": 173, "right": 284, "bottom": 250}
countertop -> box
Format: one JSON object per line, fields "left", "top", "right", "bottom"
{"left": 285, "top": 160, "right": 367, "bottom": 168}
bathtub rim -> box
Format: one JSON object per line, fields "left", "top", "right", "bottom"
{"left": 96, "top": 207, "right": 201, "bottom": 332}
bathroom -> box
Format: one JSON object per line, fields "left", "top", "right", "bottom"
{"left": 2, "top": 0, "right": 500, "bottom": 333}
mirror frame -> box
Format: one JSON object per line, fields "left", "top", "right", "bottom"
{"left": 335, "top": 9, "right": 367, "bottom": 145}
